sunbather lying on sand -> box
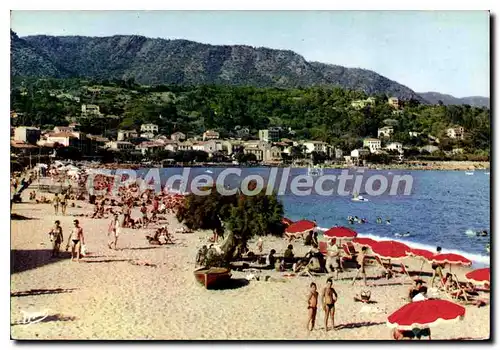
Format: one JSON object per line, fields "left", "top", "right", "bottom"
{"left": 392, "top": 327, "right": 431, "bottom": 340}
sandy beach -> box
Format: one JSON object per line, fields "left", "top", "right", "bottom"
{"left": 11, "top": 195, "right": 490, "bottom": 340}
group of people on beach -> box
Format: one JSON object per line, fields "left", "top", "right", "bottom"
{"left": 47, "top": 219, "right": 85, "bottom": 261}
{"left": 307, "top": 278, "right": 338, "bottom": 331}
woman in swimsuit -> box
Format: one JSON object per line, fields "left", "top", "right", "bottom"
{"left": 322, "top": 278, "right": 338, "bottom": 331}
{"left": 66, "top": 219, "right": 85, "bottom": 262}
{"left": 307, "top": 282, "right": 318, "bottom": 331}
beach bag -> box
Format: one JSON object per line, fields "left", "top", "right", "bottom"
{"left": 81, "top": 244, "right": 87, "bottom": 256}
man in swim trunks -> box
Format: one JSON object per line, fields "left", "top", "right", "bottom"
{"left": 52, "top": 193, "right": 60, "bottom": 215}
{"left": 322, "top": 278, "right": 338, "bottom": 331}
{"left": 430, "top": 246, "right": 444, "bottom": 287}
{"left": 326, "top": 238, "right": 342, "bottom": 280}
{"left": 352, "top": 246, "right": 368, "bottom": 286}
{"left": 66, "top": 219, "right": 85, "bottom": 262}
{"left": 307, "top": 282, "right": 318, "bottom": 331}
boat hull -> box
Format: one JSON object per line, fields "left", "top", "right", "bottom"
{"left": 194, "top": 267, "right": 232, "bottom": 289}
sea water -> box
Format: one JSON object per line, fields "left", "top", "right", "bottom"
{"left": 143, "top": 167, "right": 490, "bottom": 268}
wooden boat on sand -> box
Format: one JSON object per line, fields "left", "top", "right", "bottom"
{"left": 194, "top": 267, "right": 232, "bottom": 289}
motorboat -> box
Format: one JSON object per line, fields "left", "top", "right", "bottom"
{"left": 351, "top": 193, "right": 369, "bottom": 202}
{"left": 307, "top": 166, "right": 324, "bottom": 177}
{"left": 465, "top": 171, "right": 474, "bottom": 176}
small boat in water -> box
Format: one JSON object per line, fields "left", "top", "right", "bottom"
{"left": 205, "top": 170, "right": 214, "bottom": 174}
{"left": 351, "top": 193, "right": 369, "bottom": 202}
{"left": 194, "top": 267, "right": 232, "bottom": 289}
{"left": 307, "top": 166, "right": 324, "bottom": 177}
{"left": 465, "top": 171, "right": 474, "bottom": 176}
{"left": 484, "top": 172, "right": 490, "bottom": 175}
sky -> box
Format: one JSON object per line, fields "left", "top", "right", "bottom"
{"left": 10, "top": 10, "right": 490, "bottom": 97}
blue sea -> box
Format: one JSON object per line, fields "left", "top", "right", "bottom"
{"left": 137, "top": 167, "right": 491, "bottom": 267}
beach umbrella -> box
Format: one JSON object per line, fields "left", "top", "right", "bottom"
{"left": 285, "top": 220, "right": 316, "bottom": 234}
{"left": 407, "top": 248, "right": 436, "bottom": 275}
{"left": 431, "top": 253, "right": 472, "bottom": 266}
{"left": 282, "top": 217, "right": 294, "bottom": 226}
{"left": 406, "top": 248, "right": 435, "bottom": 261}
{"left": 352, "top": 237, "right": 378, "bottom": 248}
{"left": 370, "top": 240, "right": 411, "bottom": 259}
{"left": 323, "top": 226, "right": 357, "bottom": 239}
{"left": 387, "top": 299, "right": 465, "bottom": 331}
{"left": 465, "top": 268, "right": 490, "bottom": 284}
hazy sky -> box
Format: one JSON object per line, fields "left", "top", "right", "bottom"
{"left": 11, "top": 10, "right": 490, "bottom": 97}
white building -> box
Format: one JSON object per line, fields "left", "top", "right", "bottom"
{"left": 117, "top": 130, "right": 138, "bottom": 141}
{"left": 363, "top": 138, "right": 382, "bottom": 153}
{"left": 14, "top": 126, "right": 41, "bottom": 144}
{"left": 105, "top": 141, "right": 135, "bottom": 151}
{"left": 386, "top": 142, "right": 403, "bottom": 153}
{"left": 136, "top": 141, "right": 165, "bottom": 155}
{"left": 140, "top": 132, "right": 156, "bottom": 139}
{"left": 203, "top": 130, "right": 220, "bottom": 140}
{"left": 377, "top": 126, "right": 394, "bottom": 138}
{"left": 446, "top": 127, "right": 465, "bottom": 140}
{"left": 302, "top": 140, "right": 330, "bottom": 155}
{"left": 409, "top": 131, "right": 421, "bottom": 138}
{"left": 46, "top": 132, "right": 78, "bottom": 147}
{"left": 258, "top": 128, "right": 280, "bottom": 142}
{"left": 420, "top": 145, "right": 440, "bottom": 153}
{"left": 81, "top": 104, "right": 100, "bottom": 115}
{"left": 53, "top": 126, "right": 75, "bottom": 134}
{"left": 140, "top": 124, "right": 159, "bottom": 134}
{"left": 171, "top": 132, "right": 186, "bottom": 142}
{"left": 351, "top": 149, "right": 370, "bottom": 158}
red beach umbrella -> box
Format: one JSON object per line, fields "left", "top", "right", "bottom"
{"left": 370, "top": 240, "right": 411, "bottom": 259}
{"left": 285, "top": 220, "right": 316, "bottom": 234}
{"left": 431, "top": 253, "right": 472, "bottom": 266}
{"left": 352, "top": 237, "right": 378, "bottom": 248}
{"left": 324, "top": 226, "right": 357, "bottom": 239}
{"left": 406, "top": 248, "right": 435, "bottom": 261}
{"left": 465, "top": 268, "right": 490, "bottom": 284}
{"left": 387, "top": 299, "right": 465, "bottom": 330}
{"left": 282, "top": 217, "right": 294, "bottom": 226}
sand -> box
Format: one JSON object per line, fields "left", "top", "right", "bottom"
{"left": 10, "top": 195, "right": 490, "bottom": 340}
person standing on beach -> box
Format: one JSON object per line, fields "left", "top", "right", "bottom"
{"left": 122, "top": 203, "right": 131, "bottom": 228}
{"left": 322, "top": 278, "right": 338, "bottom": 331}
{"left": 140, "top": 203, "right": 148, "bottom": 228}
{"left": 307, "top": 282, "right": 318, "bottom": 331}
{"left": 430, "top": 246, "right": 444, "bottom": 287}
{"left": 66, "top": 219, "right": 85, "bottom": 262}
{"left": 52, "top": 193, "right": 60, "bottom": 215}
{"left": 352, "top": 246, "right": 368, "bottom": 286}
{"left": 48, "top": 220, "right": 63, "bottom": 258}
{"left": 326, "top": 239, "right": 341, "bottom": 280}
{"left": 108, "top": 214, "right": 121, "bottom": 250}
{"left": 60, "top": 192, "right": 68, "bottom": 215}
{"left": 256, "top": 237, "right": 264, "bottom": 254}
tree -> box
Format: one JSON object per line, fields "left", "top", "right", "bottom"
{"left": 176, "top": 185, "right": 284, "bottom": 265}
{"left": 222, "top": 190, "right": 284, "bottom": 261}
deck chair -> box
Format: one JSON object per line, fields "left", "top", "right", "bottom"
{"left": 319, "top": 241, "right": 328, "bottom": 255}
{"left": 345, "top": 241, "right": 358, "bottom": 255}
{"left": 341, "top": 243, "right": 357, "bottom": 268}
{"left": 398, "top": 264, "right": 414, "bottom": 284}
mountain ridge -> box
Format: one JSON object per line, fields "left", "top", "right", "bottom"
{"left": 10, "top": 31, "right": 424, "bottom": 101}
{"left": 10, "top": 31, "right": 488, "bottom": 107}
{"left": 418, "top": 91, "right": 489, "bottom": 108}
